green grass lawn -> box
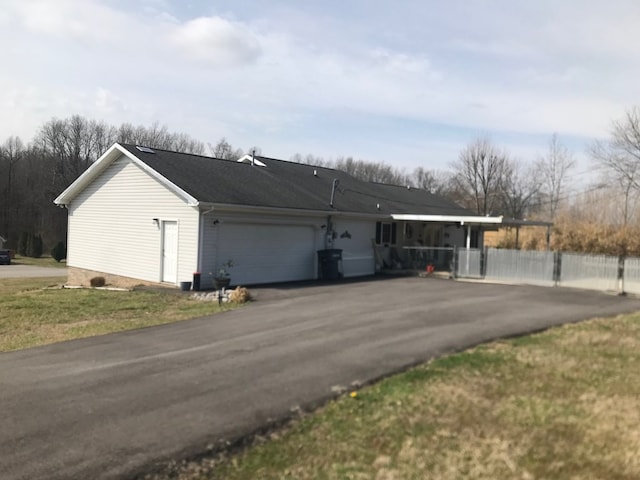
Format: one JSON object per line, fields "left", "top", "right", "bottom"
{"left": 157, "top": 312, "right": 640, "bottom": 480}
{"left": 0, "top": 278, "right": 236, "bottom": 352}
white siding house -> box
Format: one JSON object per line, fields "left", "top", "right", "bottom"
{"left": 55, "top": 143, "right": 506, "bottom": 288}
{"left": 66, "top": 154, "right": 199, "bottom": 285}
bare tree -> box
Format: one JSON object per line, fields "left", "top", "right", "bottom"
{"left": 116, "top": 121, "right": 205, "bottom": 154}
{"left": 537, "top": 133, "right": 575, "bottom": 220}
{"left": 0, "top": 136, "right": 26, "bottom": 240}
{"left": 209, "top": 137, "right": 243, "bottom": 160}
{"left": 294, "top": 153, "right": 409, "bottom": 185}
{"left": 451, "top": 137, "right": 510, "bottom": 215}
{"left": 589, "top": 108, "right": 640, "bottom": 226}
{"left": 410, "top": 167, "right": 452, "bottom": 195}
{"left": 500, "top": 160, "right": 542, "bottom": 219}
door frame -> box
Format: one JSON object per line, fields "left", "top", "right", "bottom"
{"left": 161, "top": 219, "right": 179, "bottom": 284}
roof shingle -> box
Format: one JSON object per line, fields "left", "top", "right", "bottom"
{"left": 120, "top": 144, "right": 472, "bottom": 217}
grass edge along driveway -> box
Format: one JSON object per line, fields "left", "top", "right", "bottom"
{"left": 0, "top": 277, "right": 236, "bottom": 352}
{"left": 150, "top": 311, "right": 640, "bottom": 480}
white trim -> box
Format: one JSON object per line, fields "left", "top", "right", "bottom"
{"left": 54, "top": 143, "right": 199, "bottom": 207}
{"left": 391, "top": 214, "right": 504, "bottom": 224}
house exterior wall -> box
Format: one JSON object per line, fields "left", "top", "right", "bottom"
{"left": 443, "top": 224, "right": 484, "bottom": 249}
{"left": 331, "top": 218, "right": 376, "bottom": 277}
{"left": 444, "top": 224, "right": 465, "bottom": 248}
{"left": 198, "top": 212, "right": 377, "bottom": 286}
{"left": 66, "top": 154, "right": 199, "bottom": 286}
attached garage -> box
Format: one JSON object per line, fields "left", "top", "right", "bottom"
{"left": 56, "top": 143, "right": 490, "bottom": 289}
{"left": 216, "top": 223, "right": 318, "bottom": 285}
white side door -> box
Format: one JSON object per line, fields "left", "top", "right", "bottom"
{"left": 161, "top": 221, "right": 178, "bottom": 283}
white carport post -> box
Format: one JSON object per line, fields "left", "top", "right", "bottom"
{"left": 462, "top": 221, "right": 471, "bottom": 273}
{"left": 465, "top": 223, "right": 471, "bottom": 249}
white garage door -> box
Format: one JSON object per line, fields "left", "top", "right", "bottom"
{"left": 217, "top": 223, "right": 316, "bottom": 285}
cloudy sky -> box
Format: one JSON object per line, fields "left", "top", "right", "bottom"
{"left": 1, "top": 0, "right": 638, "bottom": 171}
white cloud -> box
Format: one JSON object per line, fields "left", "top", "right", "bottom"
{"left": 95, "top": 88, "right": 127, "bottom": 114}
{"left": 0, "top": 0, "right": 639, "bottom": 170}
{"left": 5, "top": 0, "right": 129, "bottom": 42}
{"left": 169, "top": 16, "right": 262, "bottom": 66}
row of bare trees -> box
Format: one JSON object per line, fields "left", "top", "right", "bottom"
{"left": 0, "top": 115, "right": 208, "bottom": 251}
{"left": 3, "top": 107, "right": 640, "bottom": 255}
{"left": 292, "top": 133, "right": 575, "bottom": 221}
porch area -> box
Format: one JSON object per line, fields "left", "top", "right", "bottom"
{"left": 374, "top": 215, "right": 552, "bottom": 275}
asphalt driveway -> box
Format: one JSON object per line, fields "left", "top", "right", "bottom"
{"left": 2, "top": 277, "right": 640, "bottom": 480}
{"left": 0, "top": 264, "right": 66, "bottom": 279}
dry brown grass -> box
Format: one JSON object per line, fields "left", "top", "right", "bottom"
{"left": 489, "top": 218, "right": 640, "bottom": 256}
{"left": 228, "top": 286, "right": 251, "bottom": 304}
{"left": 147, "top": 312, "right": 640, "bottom": 480}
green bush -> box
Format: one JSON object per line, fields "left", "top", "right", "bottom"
{"left": 51, "top": 241, "right": 67, "bottom": 262}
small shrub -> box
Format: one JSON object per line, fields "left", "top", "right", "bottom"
{"left": 51, "top": 241, "right": 67, "bottom": 262}
{"left": 228, "top": 286, "right": 250, "bottom": 303}
{"left": 90, "top": 276, "right": 106, "bottom": 288}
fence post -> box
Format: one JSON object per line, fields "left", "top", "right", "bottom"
{"left": 619, "top": 255, "right": 625, "bottom": 295}
{"left": 451, "top": 246, "right": 457, "bottom": 279}
{"left": 481, "top": 247, "right": 488, "bottom": 278}
{"left": 553, "top": 251, "right": 562, "bottom": 287}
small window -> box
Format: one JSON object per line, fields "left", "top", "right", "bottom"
{"left": 375, "top": 221, "right": 397, "bottom": 246}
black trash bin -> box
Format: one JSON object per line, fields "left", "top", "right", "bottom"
{"left": 192, "top": 272, "right": 201, "bottom": 291}
{"left": 317, "top": 249, "right": 343, "bottom": 280}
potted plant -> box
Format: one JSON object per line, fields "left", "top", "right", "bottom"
{"left": 212, "top": 259, "right": 233, "bottom": 290}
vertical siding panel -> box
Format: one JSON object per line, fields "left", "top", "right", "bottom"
{"left": 67, "top": 155, "right": 199, "bottom": 285}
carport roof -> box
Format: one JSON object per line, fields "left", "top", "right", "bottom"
{"left": 54, "top": 143, "right": 493, "bottom": 221}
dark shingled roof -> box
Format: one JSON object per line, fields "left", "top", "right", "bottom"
{"left": 120, "top": 144, "right": 473, "bottom": 216}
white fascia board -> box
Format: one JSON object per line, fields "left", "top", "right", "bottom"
{"left": 54, "top": 143, "right": 199, "bottom": 207}
{"left": 391, "top": 214, "right": 504, "bottom": 224}
{"left": 54, "top": 143, "right": 123, "bottom": 206}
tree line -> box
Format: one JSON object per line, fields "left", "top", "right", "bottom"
{"left": 291, "top": 133, "right": 574, "bottom": 221}
{"left": 2, "top": 107, "right": 640, "bottom": 256}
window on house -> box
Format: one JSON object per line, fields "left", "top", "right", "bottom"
{"left": 375, "top": 221, "right": 397, "bottom": 245}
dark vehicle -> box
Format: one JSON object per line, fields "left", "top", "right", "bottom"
{"left": 0, "top": 249, "right": 11, "bottom": 265}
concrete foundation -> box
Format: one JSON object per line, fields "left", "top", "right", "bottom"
{"left": 67, "top": 267, "right": 168, "bottom": 289}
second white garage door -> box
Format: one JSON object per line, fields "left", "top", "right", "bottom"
{"left": 217, "top": 223, "right": 317, "bottom": 285}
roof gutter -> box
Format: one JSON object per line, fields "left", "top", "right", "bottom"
{"left": 391, "top": 214, "right": 504, "bottom": 225}
{"left": 198, "top": 202, "right": 391, "bottom": 220}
